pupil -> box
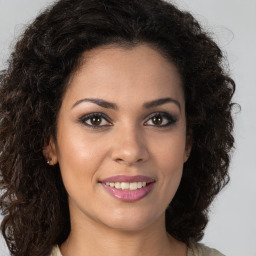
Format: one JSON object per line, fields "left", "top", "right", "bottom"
{"left": 153, "top": 116, "right": 162, "bottom": 125}
{"left": 91, "top": 117, "right": 101, "bottom": 125}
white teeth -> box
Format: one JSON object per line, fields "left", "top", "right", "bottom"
{"left": 105, "top": 181, "right": 148, "bottom": 190}
{"left": 114, "top": 182, "right": 121, "bottom": 189}
{"left": 129, "top": 182, "right": 137, "bottom": 190}
{"left": 121, "top": 182, "right": 130, "bottom": 190}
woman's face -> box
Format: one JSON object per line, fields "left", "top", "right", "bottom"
{"left": 46, "top": 44, "right": 190, "bottom": 232}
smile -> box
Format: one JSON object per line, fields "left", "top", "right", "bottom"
{"left": 100, "top": 175, "right": 155, "bottom": 202}
{"left": 104, "top": 181, "right": 147, "bottom": 190}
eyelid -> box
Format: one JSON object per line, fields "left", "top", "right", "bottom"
{"left": 78, "top": 111, "right": 177, "bottom": 129}
{"left": 143, "top": 112, "right": 177, "bottom": 127}
{"left": 79, "top": 112, "right": 112, "bottom": 128}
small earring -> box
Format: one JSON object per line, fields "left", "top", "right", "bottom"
{"left": 47, "top": 159, "right": 52, "bottom": 165}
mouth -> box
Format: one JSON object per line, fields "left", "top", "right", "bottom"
{"left": 99, "top": 175, "right": 155, "bottom": 202}
{"left": 104, "top": 181, "right": 149, "bottom": 191}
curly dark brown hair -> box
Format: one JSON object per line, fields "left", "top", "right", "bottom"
{"left": 0, "top": 0, "right": 236, "bottom": 255}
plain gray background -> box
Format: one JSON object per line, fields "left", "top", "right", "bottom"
{"left": 0, "top": 0, "right": 255, "bottom": 255}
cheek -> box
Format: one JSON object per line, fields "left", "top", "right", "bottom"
{"left": 152, "top": 130, "right": 187, "bottom": 168}
{"left": 151, "top": 131, "right": 186, "bottom": 190}
{"left": 57, "top": 123, "right": 106, "bottom": 164}
{"left": 55, "top": 127, "right": 107, "bottom": 192}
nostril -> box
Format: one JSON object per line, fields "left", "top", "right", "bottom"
{"left": 111, "top": 144, "right": 149, "bottom": 165}
{"left": 115, "top": 157, "right": 143, "bottom": 164}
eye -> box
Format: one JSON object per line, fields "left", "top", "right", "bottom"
{"left": 79, "top": 113, "right": 112, "bottom": 128}
{"left": 144, "top": 112, "right": 177, "bottom": 127}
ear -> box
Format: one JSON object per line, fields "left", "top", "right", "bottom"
{"left": 184, "top": 134, "right": 192, "bottom": 163}
{"left": 42, "top": 137, "right": 58, "bottom": 166}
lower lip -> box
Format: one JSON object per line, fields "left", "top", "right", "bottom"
{"left": 101, "top": 183, "right": 155, "bottom": 202}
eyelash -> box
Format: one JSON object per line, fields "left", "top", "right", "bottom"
{"left": 79, "top": 113, "right": 112, "bottom": 129}
{"left": 79, "top": 112, "right": 177, "bottom": 129}
{"left": 144, "top": 112, "right": 177, "bottom": 127}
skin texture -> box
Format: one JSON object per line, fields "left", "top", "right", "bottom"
{"left": 45, "top": 44, "right": 190, "bottom": 256}
{"left": 0, "top": 1, "right": 236, "bottom": 254}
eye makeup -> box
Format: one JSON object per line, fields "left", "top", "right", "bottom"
{"left": 78, "top": 111, "right": 178, "bottom": 130}
{"left": 144, "top": 112, "right": 178, "bottom": 128}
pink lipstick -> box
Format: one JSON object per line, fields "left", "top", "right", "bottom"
{"left": 100, "top": 175, "right": 155, "bottom": 202}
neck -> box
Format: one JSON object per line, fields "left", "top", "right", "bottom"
{"left": 60, "top": 210, "right": 186, "bottom": 256}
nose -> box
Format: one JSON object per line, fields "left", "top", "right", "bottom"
{"left": 110, "top": 126, "right": 149, "bottom": 166}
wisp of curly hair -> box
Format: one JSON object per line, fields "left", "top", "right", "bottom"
{"left": 0, "top": 0, "right": 235, "bottom": 255}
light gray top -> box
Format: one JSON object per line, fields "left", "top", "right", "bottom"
{"left": 50, "top": 243, "right": 225, "bottom": 256}
{"left": 188, "top": 243, "right": 225, "bottom": 256}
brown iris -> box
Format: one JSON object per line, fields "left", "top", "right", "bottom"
{"left": 91, "top": 116, "right": 102, "bottom": 126}
{"left": 152, "top": 115, "right": 163, "bottom": 125}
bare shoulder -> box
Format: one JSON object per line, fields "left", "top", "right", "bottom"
{"left": 188, "top": 242, "right": 225, "bottom": 256}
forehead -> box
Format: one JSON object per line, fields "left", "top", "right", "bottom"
{"left": 64, "top": 44, "right": 184, "bottom": 108}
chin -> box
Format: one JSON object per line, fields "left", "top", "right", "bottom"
{"left": 100, "top": 208, "right": 164, "bottom": 232}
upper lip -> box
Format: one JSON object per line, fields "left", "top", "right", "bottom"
{"left": 100, "top": 175, "right": 155, "bottom": 183}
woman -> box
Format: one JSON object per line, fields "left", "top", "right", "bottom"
{"left": 0, "top": 0, "right": 235, "bottom": 255}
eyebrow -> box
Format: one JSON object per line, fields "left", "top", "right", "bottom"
{"left": 72, "top": 98, "right": 118, "bottom": 110}
{"left": 143, "top": 97, "right": 181, "bottom": 111}
{"left": 71, "top": 97, "right": 181, "bottom": 111}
